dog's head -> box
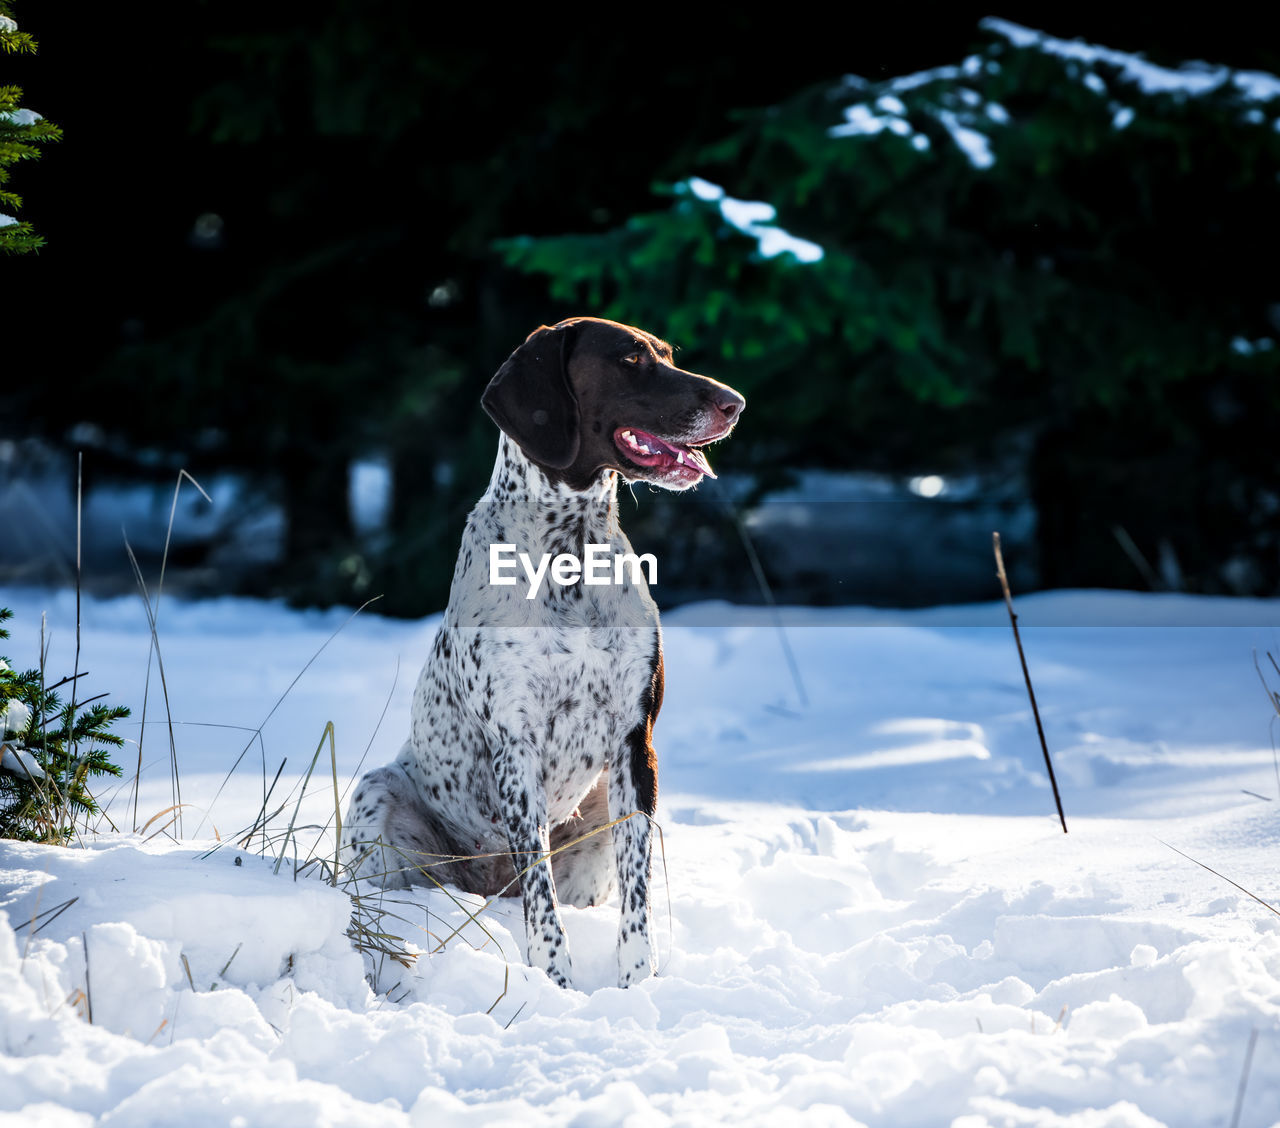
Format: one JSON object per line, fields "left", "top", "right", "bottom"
{"left": 482, "top": 317, "right": 745, "bottom": 492}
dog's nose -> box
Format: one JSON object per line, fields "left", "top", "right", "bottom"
{"left": 712, "top": 387, "right": 745, "bottom": 425}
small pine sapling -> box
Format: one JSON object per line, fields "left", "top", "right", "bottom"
{"left": 0, "top": 607, "right": 129, "bottom": 842}
{"left": 1, "top": 1, "right": 62, "bottom": 253}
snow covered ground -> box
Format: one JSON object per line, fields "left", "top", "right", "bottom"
{"left": 3, "top": 585, "right": 1280, "bottom": 1126}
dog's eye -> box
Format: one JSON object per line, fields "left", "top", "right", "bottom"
{"left": 622, "top": 352, "right": 643, "bottom": 365}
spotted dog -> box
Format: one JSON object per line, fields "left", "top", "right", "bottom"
{"left": 340, "top": 317, "right": 744, "bottom": 989}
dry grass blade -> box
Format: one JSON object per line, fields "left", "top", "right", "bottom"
{"left": 156, "top": 470, "right": 213, "bottom": 611}
{"left": 487, "top": 966, "right": 511, "bottom": 1018}
{"left": 143, "top": 806, "right": 204, "bottom": 843}
{"left": 16, "top": 895, "right": 78, "bottom": 939}
{"left": 338, "top": 655, "right": 399, "bottom": 809}
{"left": 342, "top": 840, "right": 513, "bottom": 962}
{"left": 82, "top": 930, "right": 93, "bottom": 1024}
{"left": 1159, "top": 840, "right": 1280, "bottom": 918}
{"left": 234, "top": 759, "right": 288, "bottom": 852}
{"left": 124, "top": 537, "right": 182, "bottom": 837}
{"left": 195, "top": 595, "right": 383, "bottom": 838}
{"left": 273, "top": 722, "right": 335, "bottom": 877}
{"left": 123, "top": 469, "right": 211, "bottom": 836}
{"left": 218, "top": 942, "right": 242, "bottom": 979}
{"left": 329, "top": 731, "right": 342, "bottom": 887}
{"left": 502, "top": 995, "right": 527, "bottom": 1028}
{"left": 139, "top": 803, "right": 186, "bottom": 836}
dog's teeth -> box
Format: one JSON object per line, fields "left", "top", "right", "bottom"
{"left": 676, "top": 451, "right": 686, "bottom": 465}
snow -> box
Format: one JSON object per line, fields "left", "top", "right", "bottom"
{"left": 831, "top": 21, "right": 1280, "bottom": 174}
{"left": 831, "top": 102, "right": 912, "bottom": 138}
{"left": 3, "top": 584, "right": 1280, "bottom": 1125}
{"left": 936, "top": 109, "right": 995, "bottom": 169}
{"left": 350, "top": 457, "right": 392, "bottom": 535}
{"left": 833, "top": 63, "right": 1000, "bottom": 168}
{"left": 2, "top": 108, "right": 42, "bottom": 126}
{"left": 0, "top": 744, "right": 44, "bottom": 780}
{"left": 984, "top": 18, "right": 1280, "bottom": 102}
{"left": 685, "top": 177, "right": 824, "bottom": 264}
{"left": 1, "top": 694, "right": 31, "bottom": 737}
{"left": 0, "top": 214, "right": 17, "bottom": 229}
{"left": 1232, "top": 337, "right": 1276, "bottom": 356}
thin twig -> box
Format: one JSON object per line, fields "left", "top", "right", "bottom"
{"left": 993, "top": 532, "right": 1067, "bottom": 833}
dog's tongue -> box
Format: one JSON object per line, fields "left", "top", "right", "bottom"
{"left": 680, "top": 445, "right": 716, "bottom": 479}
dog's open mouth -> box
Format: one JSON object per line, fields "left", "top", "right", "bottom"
{"left": 614, "top": 427, "right": 717, "bottom": 481}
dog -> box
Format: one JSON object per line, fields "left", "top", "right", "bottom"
{"left": 340, "top": 316, "right": 745, "bottom": 988}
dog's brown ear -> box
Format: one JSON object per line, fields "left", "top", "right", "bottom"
{"left": 481, "top": 323, "right": 580, "bottom": 469}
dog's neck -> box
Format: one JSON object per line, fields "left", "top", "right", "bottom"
{"left": 485, "top": 434, "right": 618, "bottom": 526}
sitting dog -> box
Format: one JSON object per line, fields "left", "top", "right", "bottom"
{"left": 340, "top": 317, "right": 745, "bottom": 988}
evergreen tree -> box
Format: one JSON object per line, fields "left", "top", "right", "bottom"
{"left": 500, "top": 20, "right": 1280, "bottom": 594}
{"left": 0, "top": 1, "right": 60, "bottom": 253}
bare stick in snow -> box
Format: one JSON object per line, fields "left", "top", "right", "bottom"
{"left": 993, "top": 532, "right": 1067, "bottom": 834}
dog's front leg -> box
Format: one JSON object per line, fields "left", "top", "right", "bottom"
{"left": 492, "top": 738, "right": 573, "bottom": 988}
{"left": 610, "top": 724, "right": 658, "bottom": 987}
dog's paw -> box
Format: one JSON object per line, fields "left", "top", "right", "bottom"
{"left": 526, "top": 920, "right": 575, "bottom": 990}
{"left": 618, "top": 962, "right": 653, "bottom": 988}
{"left": 617, "top": 930, "right": 655, "bottom": 987}
{"left": 546, "top": 965, "right": 574, "bottom": 990}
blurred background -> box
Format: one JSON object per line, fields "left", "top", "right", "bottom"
{"left": 3, "top": 5, "right": 1278, "bottom": 616}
